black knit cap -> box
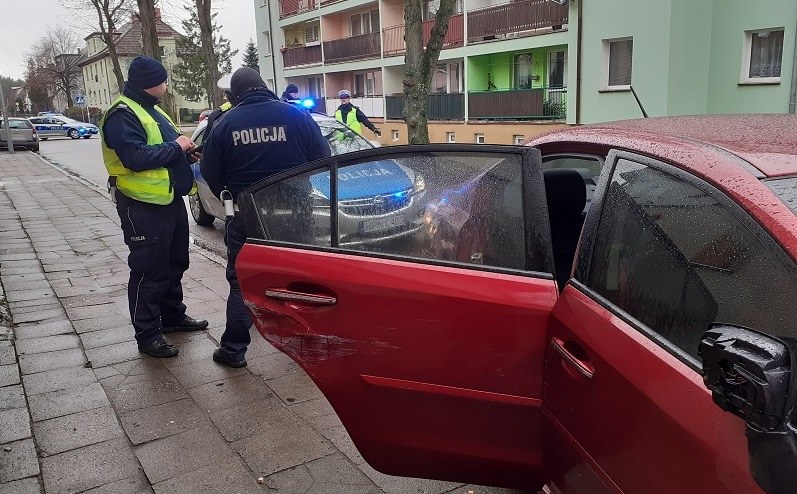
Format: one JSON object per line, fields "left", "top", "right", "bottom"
{"left": 230, "top": 67, "right": 267, "bottom": 99}
{"left": 128, "top": 56, "right": 168, "bottom": 90}
{"left": 285, "top": 84, "right": 299, "bottom": 94}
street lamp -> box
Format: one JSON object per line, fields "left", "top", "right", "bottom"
{"left": 0, "top": 80, "right": 14, "bottom": 154}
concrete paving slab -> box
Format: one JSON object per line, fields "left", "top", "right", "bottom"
{"left": 72, "top": 314, "right": 128, "bottom": 334}
{"left": 167, "top": 357, "right": 249, "bottom": 389}
{"left": 79, "top": 325, "right": 134, "bottom": 350}
{"left": 0, "top": 477, "right": 41, "bottom": 494}
{"left": 15, "top": 334, "right": 81, "bottom": 356}
{"left": 0, "top": 385, "right": 26, "bottom": 411}
{"left": 119, "top": 398, "right": 212, "bottom": 445}
{"left": 18, "top": 347, "right": 86, "bottom": 375}
{"left": 80, "top": 472, "right": 153, "bottom": 494}
{"left": 0, "top": 439, "right": 40, "bottom": 483}
{"left": 22, "top": 367, "right": 96, "bottom": 395}
{"left": 208, "top": 396, "right": 287, "bottom": 442}
{"left": 187, "top": 373, "right": 275, "bottom": 411}
{"left": 5, "top": 288, "right": 56, "bottom": 303}
{"left": 306, "top": 453, "right": 380, "bottom": 490}
{"left": 51, "top": 285, "right": 104, "bottom": 299}
{"left": 322, "top": 426, "right": 366, "bottom": 466}
{"left": 159, "top": 337, "right": 218, "bottom": 369}
{"left": 84, "top": 340, "right": 141, "bottom": 368}
{"left": 134, "top": 426, "right": 236, "bottom": 484}
{"left": 0, "top": 408, "right": 32, "bottom": 444}
{"left": 13, "top": 320, "right": 73, "bottom": 340}
{"left": 151, "top": 456, "right": 261, "bottom": 494}
{"left": 0, "top": 364, "right": 21, "bottom": 387}
{"left": 40, "top": 438, "right": 140, "bottom": 494}
{"left": 28, "top": 382, "right": 110, "bottom": 422}
{"left": 359, "top": 461, "right": 462, "bottom": 494}
{"left": 65, "top": 303, "right": 123, "bottom": 321}
{"left": 103, "top": 370, "right": 187, "bottom": 413}
{"left": 246, "top": 351, "right": 301, "bottom": 381}
{"left": 11, "top": 308, "right": 65, "bottom": 325}
{"left": 0, "top": 344, "right": 15, "bottom": 366}
{"left": 33, "top": 406, "right": 124, "bottom": 456}
{"left": 266, "top": 371, "right": 324, "bottom": 405}
{"left": 60, "top": 293, "right": 117, "bottom": 309}
{"left": 0, "top": 280, "right": 51, "bottom": 293}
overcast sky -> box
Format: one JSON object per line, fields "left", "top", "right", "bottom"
{"left": 0, "top": 0, "right": 257, "bottom": 80}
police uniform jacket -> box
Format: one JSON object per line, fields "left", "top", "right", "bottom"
{"left": 102, "top": 82, "right": 194, "bottom": 197}
{"left": 201, "top": 88, "right": 330, "bottom": 199}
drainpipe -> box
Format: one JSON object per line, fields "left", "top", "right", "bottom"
{"left": 575, "top": 0, "right": 583, "bottom": 124}
{"left": 790, "top": 20, "right": 797, "bottom": 113}
{"left": 267, "top": 0, "right": 278, "bottom": 87}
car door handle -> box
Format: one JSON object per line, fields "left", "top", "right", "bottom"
{"left": 551, "top": 337, "right": 594, "bottom": 379}
{"left": 265, "top": 289, "right": 337, "bottom": 306}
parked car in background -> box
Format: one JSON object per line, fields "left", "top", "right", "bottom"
{"left": 28, "top": 115, "right": 98, "bottom": 140}
{"left": 0, "top": 118, "right": 39, "bottom": 151}
{"left": 188, "top": 111, "right": 421, "bottom": 247}
{"left": 233, "top": 115, "right": 797, "bottom": 494}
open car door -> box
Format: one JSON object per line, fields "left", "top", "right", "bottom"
{"left": 236, "top": 145, "right": 558, "bottom": 489}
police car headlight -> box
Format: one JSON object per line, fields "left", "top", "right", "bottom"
{"left": 412, "top": 174, "right": 426, "bottom": 194}
{"left": 79, "top": 128, "right": 87, "bottom": 135}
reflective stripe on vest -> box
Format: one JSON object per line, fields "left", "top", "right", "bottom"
{"left": 335, "top": 108, "right": 362, "bottom": 135}
{"left": 100, "top": 96, "right": 195, "bottom": 205}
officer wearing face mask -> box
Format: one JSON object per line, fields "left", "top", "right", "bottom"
{"left": 200, "top": 67, "right": 329, "bottom": 368}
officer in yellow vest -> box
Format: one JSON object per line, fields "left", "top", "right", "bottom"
{"left": 334, "top": 89, "right": 381, "bottom": 137}
{"left": 100, "top": 56, "right": 208, "bottom": 359}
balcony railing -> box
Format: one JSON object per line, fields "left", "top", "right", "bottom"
{"left": 323, "top": 32, "right": 381, "bottom": 63}
{"left": 282, "top": 44, "right": 322, "bottom": 68}
{"left": 468, "top": 87, "right": 566, "bottom": 120}
{"left": 279, "top": 0, "right": 316, "bottom": 18}
{"left": 382, "top": 14, "right": 464, "bottom": 56}
{"left": 324, "top": 96, "right": 384, "bottom": 118}
{"left": 467, "top": 0, "right": 568, "bottom": 43}
{"left": 385, "top": 93, "right": 465, "bottom": 120}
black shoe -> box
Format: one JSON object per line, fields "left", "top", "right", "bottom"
{"left": 138, "top": 339, "right": 179, "bottom": 358}
{"left": 213, "top": 348, "right": 247, "bottom": 368}
{"left": 162, "top": 315, "right": 209, "bottom": 334}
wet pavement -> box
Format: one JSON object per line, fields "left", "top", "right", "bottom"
{"left": 0, "top": 150, "right": 528, "bottom": 493}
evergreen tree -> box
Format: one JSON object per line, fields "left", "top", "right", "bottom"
{"left": 172, "top": 5, "right": 237, "bottom": 104}
{"left": 243, "top": 38, "right": 259, "bottom": 71}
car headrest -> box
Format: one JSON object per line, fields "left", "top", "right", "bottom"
{"left": 543, "top": 169, "right": 587, "bottom": 217}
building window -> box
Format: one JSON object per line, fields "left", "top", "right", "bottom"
{"left": 354, "top": 70, "right": 379, "bottom": 97}
{"left": 432, "top": 62, "right": 462, "bottom": 94}
{"left": 474, "top": 133, "right": 485, "bottom": 144}
{"left": 741, "top": 28, "right": 784, "bottom": 83}
{"left": 446, "top": 132, "right": 455, "bottom": 143}
{"left": 351, "top": 10, "right": 379, "bottom": 36}
{"left": 422, "top": 0, "right": 463, "bottom": 20}
{"left": 513, "top": 135, "right": 524, "bottom": 144}
{"left": 159, "top": 45, "right": 165, "bottom": 57}
{"left": 391, "top": 130, "right": 399, "bottom": 141}
{"left": 548, "top": 50, "right": 566, "bottom": 88}
{"left": 305, "top": 24, "right": 320, "bottom": 44}
{"left": 604, "top": 38, "right": 633, "bottom": 89}
{"left": 308, "top": 77, "right": 323, "bottom": 98}
{"left": 263, "top": 31, "right": 271, "bottom": 55}
{"left": 514, "top": 53, "right": 533, "bottom": 89}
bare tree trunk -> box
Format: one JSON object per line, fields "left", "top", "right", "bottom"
{"left": 195, "top": 0, "right": 221, "bottom": 107}
{"left": 136, "top": 0, "right": 159, "bottom": 59}
{"left": 96, "top": 0, "right": 127, "bottom": 92}
{"left": 402, "top": 0, "right": 456, "bottom": 144}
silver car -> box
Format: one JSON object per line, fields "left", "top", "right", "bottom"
{"left": 0, "top": 118, "right": 39, "bottom": 151}
{"left": 28, "top": 116, "right": 98, "bottom": 140}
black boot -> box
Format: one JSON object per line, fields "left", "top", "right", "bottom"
{"left": 212, "top": 348, "right": 247, "bottom": 368}
{"left": 139, "top": 339, "right": 179, "bottom": 358}
{"left": 162, "top": 315, "right": 209, "bottom": 334}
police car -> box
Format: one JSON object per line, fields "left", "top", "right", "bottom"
{"left": 189, "top": 111, "right": 426, "bottom": 246}
{"left": 28, "top": 115, "right": 99, "bottom": 140}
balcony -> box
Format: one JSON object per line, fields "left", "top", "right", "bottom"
{"left": 385, "top": 93, "right": 465, "bottom": 120}
{"left": 467, "top": 0, "right": 568, "bottom": 43}
{"left": 279, "top": 0, "right": 316, "bottom": 18}
{"left": 282, "top": 44, "right": 322, "bottom": 68}
{"left": 323, "top": 32, "right": 381, "bottom": 63}
{"left": 382, "top": 14, "right": 464, "bottom": 57}
{"left": 468, "top": 87, "right": 566, "bottom": 120}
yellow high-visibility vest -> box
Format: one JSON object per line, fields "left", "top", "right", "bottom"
{"left": 335, "top": 107, "right": 362, "bottom": 135}
{"left": 100, "top": 95, "right": 196, "bottom": 205}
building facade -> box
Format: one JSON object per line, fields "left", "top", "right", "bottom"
{"left": 78, "top": 11, "right": 208, "bottom": 119}
{"left": 255, "top": 0, "right": 797, "bottom": 139}
{"left": 255, "top": 0, "right": 570, "bottom": 144}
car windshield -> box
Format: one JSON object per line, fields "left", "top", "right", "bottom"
{"left": 766, "top": 177, "right": 797, "bottom": 215}
{"left": 2, "top": 120, "right": 32, "bottom": 129}
{"left": 315, "top": 118, "right": 373, "bottom": 156}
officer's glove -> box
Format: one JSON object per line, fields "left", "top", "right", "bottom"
{"left": 373, "top": 128, "right": 381, "bottom": 137}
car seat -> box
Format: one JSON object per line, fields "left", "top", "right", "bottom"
{"left": 543, "top": 169, "right": 587, "bottom": 290}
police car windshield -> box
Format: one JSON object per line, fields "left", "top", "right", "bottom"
{"left": 316, "top": 119, "right": 373, "bottom": 156}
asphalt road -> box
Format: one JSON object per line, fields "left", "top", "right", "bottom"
{"left": 35, "top": 134, "right": 229, "bottom": 259}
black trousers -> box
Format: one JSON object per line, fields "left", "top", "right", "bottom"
{"left": 219, "top": 217, "right": 252, "bottom": 358}
{"left": 116, "top": 192, "right": 188, "bottom": 346}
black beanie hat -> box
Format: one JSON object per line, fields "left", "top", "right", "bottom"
{"left": 285, "top": 84, "right": 299, "bottom": 94}
{"left": 128, "top": 56, "right": 168, "bottom": 90}
{"left": 230, "top": 67, "right": 267, "bottom": 99}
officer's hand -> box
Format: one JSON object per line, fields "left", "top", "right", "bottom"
{"left": 175, "top": 135, "right": 195, "bottom": 152}
{"left": 187, "top": 150, "right": 202, "bottom": 164}
{"left": 373, "top": 128, "right": 381, "bottom": 137}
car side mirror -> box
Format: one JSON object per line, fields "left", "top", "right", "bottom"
{"left": 699, "top": 325, "right": 797, "bottom": 494}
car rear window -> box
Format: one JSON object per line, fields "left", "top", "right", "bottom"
{"left": 3, "top": 120, "right": 32, "bottom": 129}
{"left": 766, "top": 177, "right": 797, "bottom": 215}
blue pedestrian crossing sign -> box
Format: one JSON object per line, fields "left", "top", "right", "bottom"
{"left": 75, "top": 95, "right": 85, "bottom": 105}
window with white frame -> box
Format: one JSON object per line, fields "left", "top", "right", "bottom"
{"left": 474, "top": 133, "right": 485, "bottom": 144}
{"left": 308, "top": 77, "right": 323, "bottom": 98}
{"left": 446, "top": 132, "right": 456, "bottom": 143}
{"left": 741, "top": 28, "right": 784, "bottom": 83}
{"left": 431, "top": 62, "right": 462, "bottom": 94}
{"left": 305, "top": 24, "right": 320, "bottom": 44}
{"left": 354, "top": 71, "right": 379, "bottom": 97}
{"left": 422, "top": 0, "right": 463, "bottom": 20}
{"left": 513, "top": 135, "right": 525, "bottom": 144}
{"left": 351, "top": 10, "right": 379, "bottom": 36}
{"left": 391, "top": 130, "right": 399, "bottom": 141}
{"left": 604, "top": 38, "right": 633, "bottom": 89}
{"left": 548, "top": 50, "right": 566, "bottom": 88}
{"left": 263, "top": 31, "right": 271, "bottom": 55}
{"left": 514, "top": 53, "right": 533, "bottom": 89}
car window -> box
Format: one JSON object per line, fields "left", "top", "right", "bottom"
{"left": 766, "top": 177, "right": 797, "bottom": 215}
{"left": 587, "top": 158, "right": 797, "bottom": 362}
{"left": 244, "top": 149, "right": 547, "bottom": 273}
{"left": 8, "top": 120, "right": 32, "bottom": 129}
{"left": 29, "top": 118, "right": 42, "bottom": 124}
{"left": 315, "top": 119, "right": 374, "bottom": 155}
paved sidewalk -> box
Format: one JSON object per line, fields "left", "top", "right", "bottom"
{"left": 0, "top": 151, "right": 523, "bottom": 494}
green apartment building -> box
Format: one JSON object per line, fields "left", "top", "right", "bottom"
{"left": 253, "top": 0, "right": 796, "bottom": 143}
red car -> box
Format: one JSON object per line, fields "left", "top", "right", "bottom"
{"left": 235, "top": 115, "right": 797, "bottom": 494}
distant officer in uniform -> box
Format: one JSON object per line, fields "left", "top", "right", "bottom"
{"left": 100, "top": 56, "right": 208, "bottom": 358}
{"left": 201, "top": 67, "right": 330, "bottom": 367}
{"left": 204, "top": 73, "right": 235, "bottom": 133}
{"left": 281, "top": 83, "right": 299, "bottom": 103}
{"left": 334, "top": 89, "right": 381, "bottom": 137}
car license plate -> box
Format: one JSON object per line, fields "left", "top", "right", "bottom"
{"left": 362, "top": 214, "right": 405, "bottom": 233}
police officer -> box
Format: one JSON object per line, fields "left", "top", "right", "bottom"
{"left": 205, "top": 73, "right": 234, "bottom": 133}
{"left": 101, "top": 56, "right": 208, "bottom": 358}
{"left": 335, "top": 89, "right": 381, "bottom": 137}
{"left": 281, "top": 83, "right": 299, "bottom": 102}
{"left": 201, "top": 67, "right": 330, "bottom": 368}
